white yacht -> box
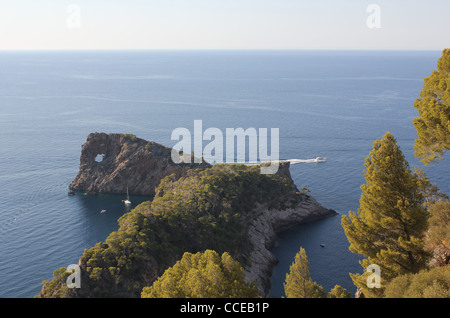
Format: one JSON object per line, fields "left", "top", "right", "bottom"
{"left": 123, "top": 187, "right": 131, "bottom": 205}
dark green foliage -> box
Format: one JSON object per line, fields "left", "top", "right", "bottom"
{"left": 38, "top": 164, "right": 298, "bottom": 297}
{"left": 123, "top": 134, "right": 138, "bottom": 142}
{"left": 37, "top": 268, "right": 73, "bottom": 298}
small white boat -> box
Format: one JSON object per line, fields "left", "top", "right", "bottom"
{"left": 100, "top": 209, "right": 107, "bottom": 213}
{"left": 123, "top": 187, "right": 131, "bottom": 205}
{"left": 315, "top": 157, "right": 326, "bottom": 162}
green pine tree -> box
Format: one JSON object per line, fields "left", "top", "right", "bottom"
{"left": 413, "top": 48, "right": 450, "bottom": 164}
{"left": 141, "top": 250, "right": 260, "bottom": 298}
{"left": 283, "top": 247, "right": 326, "bottom": 298}
{"left": 341, "top": 132, "right": 435, "bottom": 297}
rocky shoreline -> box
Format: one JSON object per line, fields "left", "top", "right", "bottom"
{"left": 245, "top": 193, "right": 337, "bottom": 297}
{"left": 67, "top": 132, "right": 336, "bottom": 297}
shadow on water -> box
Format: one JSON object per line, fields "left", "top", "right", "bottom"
{"left": 69, "top": 192, "right": 153, "bottom": 246}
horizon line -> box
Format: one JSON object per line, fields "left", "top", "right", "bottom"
{"left": 0, "top": 48, "right": 445, "bottom": 52}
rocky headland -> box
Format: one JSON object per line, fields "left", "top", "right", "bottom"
{"left": 69, "top": 132, "right": 210, "bottom": 196}
{"left": 41, "top": 133, "right": 336, "bottom": 298}
{"left": 245, "top": 192, "right": 336, "bottom": 296}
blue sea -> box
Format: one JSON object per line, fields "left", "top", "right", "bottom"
{"left": 0, "top": 50, "right": 448, "bottom": 298}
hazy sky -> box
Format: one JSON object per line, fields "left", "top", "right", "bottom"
{"left": 0, "top": 0, "right": 449, "bottom": 50}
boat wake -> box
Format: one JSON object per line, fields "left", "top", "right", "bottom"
{"left": 228, "top": 157, "right": 327, "bottom": 166}
{"left": 286, "top": 157, "right": 327, "bottom": 164}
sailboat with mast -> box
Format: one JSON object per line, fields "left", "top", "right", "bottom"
{"left": 123, "top": 187, "right": 131, "bottom": 206}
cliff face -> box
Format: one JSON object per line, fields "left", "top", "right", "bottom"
{"left": 244, "top": 181, "right": 336, "bottom": 297}
{"left": 69, "top": 132, "right": 210, "bottom": 196}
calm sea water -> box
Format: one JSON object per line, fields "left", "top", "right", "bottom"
{"left": 0, "top": 50, "right": 448, "bottom": 298}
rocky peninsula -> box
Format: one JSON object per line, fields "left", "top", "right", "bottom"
{"left": 40, "top": 133, "right": 336, "bottom": 298}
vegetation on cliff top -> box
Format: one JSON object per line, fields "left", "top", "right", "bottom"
{"left": 38, "top": 164, "right": 301, "bottom": 298}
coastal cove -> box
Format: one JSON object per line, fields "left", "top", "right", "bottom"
{"left": 0, "top": 50, "right": 449, "bottom": 297}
